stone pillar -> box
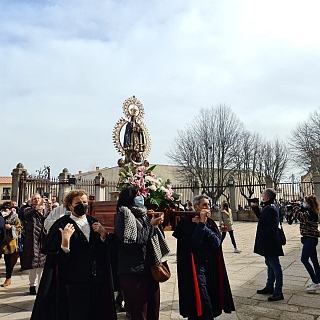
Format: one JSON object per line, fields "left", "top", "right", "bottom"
{"left": 11, "top": 163, "right": 27, "bottom": 204}
{"left": 58, "top": 168, "right": 71, "bottom": 203}
{"left": 193, "top": 178, "right": 200, "bottom": 198}
{"left": 228, "top": 175, "right": 237, "bottom": 221}
{"left": 313, "top": 172, "right": 320, "bottom": 202}
{"left": 265, "top": 175, "right": 274, "bottom": 189}
{"left": 94, "top": 172, "right": 104, "bottom": 202}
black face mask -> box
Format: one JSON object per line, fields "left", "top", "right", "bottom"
{"left": 73, "top": 203, "right": 88, "bottom": 216}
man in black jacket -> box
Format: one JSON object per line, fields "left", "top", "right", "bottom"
{"left": 252, "top": 188, "right": 284, "bottom": 301}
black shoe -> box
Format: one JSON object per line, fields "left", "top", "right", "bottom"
{"left": 29, "top": 286, "right": 36, "bottom": 295}
{"left": 257, "top": 287, "right": 274, "bottom": 294}
{"left": 268, "top": 293, "right": 284, "bottom": 301}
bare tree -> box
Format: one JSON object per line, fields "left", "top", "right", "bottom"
{"left": 167, "top": 105, "right": 244, "bottom": 203}
{"left": 233, "top": 132, "right": 263, "bottom": 199}
{"left": 288, "top": 108, "right": 320, "bottom": 173}
{"left": 261, "top": 138, "right": 289, "bottom": 188}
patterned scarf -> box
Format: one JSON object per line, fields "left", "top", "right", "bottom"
{"left": 4, "top": 212, "right": 20, "bottom": 239}
{"left": 150, "top": 227, "right": 170, "bottom": 265}
{"left": 120, "top": 206, "right": 148, "bottom": 244}
{"left": 119, "top": 205, "right": 170, "bottom": 263}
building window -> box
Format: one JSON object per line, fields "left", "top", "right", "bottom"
{"left": 2, "top": 188, "right": 11, "bottom": 200}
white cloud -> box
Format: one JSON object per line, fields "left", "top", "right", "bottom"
{"left": 1, "top": 0, "right": 320, "bottom": 176}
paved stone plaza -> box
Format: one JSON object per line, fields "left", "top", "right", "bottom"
{"left": 1, "top": 221, "right": 320, "bottom": 319}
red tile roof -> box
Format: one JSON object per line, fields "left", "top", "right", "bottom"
{"left": 0, "top": 177, "right": 12, "bottom": 184}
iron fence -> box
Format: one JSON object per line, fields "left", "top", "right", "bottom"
{"left": 101, "top": 181, "right": 119, "bottom": 201}
{"left": 235, "top": 183, "right": 266, "bottom": 209}
{"left": 16, "top": 175, "right": 318, "bottom": 211}
{"left": 171, "top": 184, "right": 194, "bottom": 205}
{"left": 73, "top": 179, "right": 95, "bottom": 196}
{"left": 18, "top": 177, "right": 60, "bottom": 205}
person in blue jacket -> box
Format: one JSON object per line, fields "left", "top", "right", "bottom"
{"left": 173, "top": 195, "right": 235, "bottom": 319}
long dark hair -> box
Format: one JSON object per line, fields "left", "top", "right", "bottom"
{"left": 305, "top": 195, "right": 320, "bottom": 215}
{"left": 117, "top": 186, "right": 139, "bottom": 211}
{"left": 222, "top": 201, "right": 229, "bottom": 210}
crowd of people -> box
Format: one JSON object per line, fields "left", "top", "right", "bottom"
{"left": 0, "top": 187, "right": 319, "bottom": 320}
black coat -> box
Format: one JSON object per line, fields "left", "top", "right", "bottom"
{"left": 253, "top": 202, "right": 284, "bottom": 257}
{"left": 21, "top": 206, "right": 47, "bottom": 270}
{"left": 173, "top": 216, "right": 235, "bottom": 319}
{"left": 0, "top": 215, "right": 5, "bottom": 245}
{"left": 30, "top": 215, "right": 117, "bottom": 320}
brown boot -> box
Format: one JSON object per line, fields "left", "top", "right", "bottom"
{"left": 1, "top": 278, "right": 12, "bottom": 287}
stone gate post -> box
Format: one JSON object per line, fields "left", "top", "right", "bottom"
{"left": 193, "top": 178, "right": 200, "bottom": 198}
{"left": 11, "top": 163, "right": 27, "bottom": 203}
{"left": 228, "top": 175, "right": 237, "bottom": 221}
{"left": 58, "top": 168, "right": 71, "bottom": 203}
{"left": 312, "top": 172, "right": 320, "bottom": 202}
{"left": 94, "top": 172, "right": 105, "bottom": 202}
{"left": 265, "top": 175, "right": 274, "bottom": 189}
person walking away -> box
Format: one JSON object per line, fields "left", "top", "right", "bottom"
{"left": 0, "top": 202, "right": 23, "bottom": 287}
{"left": 287, "top": 195, "right": 320, "bottom": 292}
{"left": 252, "top": 188, "right": 284, "bottom": 301}
{"left": 219, "top": 201, "right": 241, "bottom": 253}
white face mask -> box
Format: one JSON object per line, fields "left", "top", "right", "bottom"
{"left": 1, "top": 211, "right": 9, "bottom": 217}
{"left": 261, "top": 197, "right": 265, "bottom": 202}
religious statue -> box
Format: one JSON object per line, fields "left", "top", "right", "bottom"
{"left": 123, "top": 108, "right": 146, "bottom": 153}
{"left": 112, "top": 95, "right": 151, "bottom": 166}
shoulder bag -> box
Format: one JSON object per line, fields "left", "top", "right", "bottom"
{"left": 150, "top": 260, "right": 171, "bottom": 282}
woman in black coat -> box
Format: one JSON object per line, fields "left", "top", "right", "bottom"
{"left": 31, "top": 189, "right": 116, "bottom": 320}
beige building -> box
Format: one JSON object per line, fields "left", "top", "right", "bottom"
{"left": 0, "top": 176, "right": 12, "bottom": 203}
{"left": 73, "top": 164, "right": 193, "bottom": 203}
{"left": 73, "top": 164, "right": 186, "bottom": 185}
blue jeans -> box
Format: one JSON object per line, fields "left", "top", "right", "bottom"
{"left": 221, "top": 230, "right": 237, "bottom": 248}
{"left": 301, "top": 237, "right": 320, "bottom": 284}
{"left": 265, "top": 256, "right": 283, "bottom": 294}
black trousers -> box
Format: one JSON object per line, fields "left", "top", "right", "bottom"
{"left": 4, "top": 254, "right": 13, "bottom": 279}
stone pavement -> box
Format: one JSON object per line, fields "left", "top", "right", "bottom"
{"left": 1, "top": 221, "right": 320, "bottom": 319}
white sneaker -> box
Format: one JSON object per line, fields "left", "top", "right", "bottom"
{"left": 306, "top": 283, "right": 320, "bottom": 292}
{"left": 306, "top": 282, "right": 314, "bottom": 287}
{"left": 234, "top": 248, "right": 242, "bottom": 253}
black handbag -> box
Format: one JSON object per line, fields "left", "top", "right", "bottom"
{"left": 278, "top": 225, "right": 286, "bottom": 246}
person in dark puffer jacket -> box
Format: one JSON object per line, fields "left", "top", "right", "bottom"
{"left": 21, "top": 193, "right": 47, "bottom": 295}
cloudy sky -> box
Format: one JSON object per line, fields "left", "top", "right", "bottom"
{"left": 1, "top": 0, "right": 320, "bottom": 178}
